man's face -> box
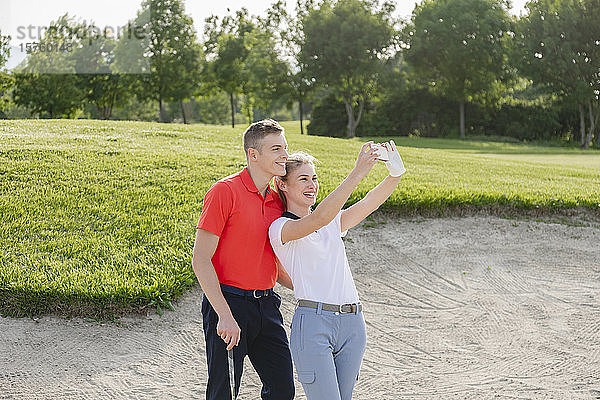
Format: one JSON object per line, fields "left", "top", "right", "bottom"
{"left": 255, "top": 133, "right": 288, "bottom": 177}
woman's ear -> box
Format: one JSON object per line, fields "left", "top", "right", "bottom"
{"left": 276, "top": 177, "right": 287, "bottom": 192}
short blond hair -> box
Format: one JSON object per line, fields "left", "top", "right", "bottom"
{"left": 243, "top": 119, "right": 285, "bottom": 155}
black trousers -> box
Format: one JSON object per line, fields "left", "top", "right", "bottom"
{"left": 202, "top": 290, "right": 295, "bottom": 400}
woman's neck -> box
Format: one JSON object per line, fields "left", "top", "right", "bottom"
{"left": 286, "top": 203, "right": 311, "bottom": 218}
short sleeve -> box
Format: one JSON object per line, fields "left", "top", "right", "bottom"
{"left": 197, "top": 182, "right": 233, "bottom": 237}
{"left": 334, "top": 211, "right": 348, "bottom": 237}
{"left": 269, "top": 217, "right": 289, "bottom": 248}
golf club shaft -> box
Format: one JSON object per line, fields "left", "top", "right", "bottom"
{"left": 228, "top": 348, "right": 235, "bottom": 399}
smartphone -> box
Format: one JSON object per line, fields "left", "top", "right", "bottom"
{"left": 371, "top": 143, "right": 389, "bottom": 161}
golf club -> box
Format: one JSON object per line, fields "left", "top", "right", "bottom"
{"left": 228, "top": 348, "right": 236, "bottom": 399}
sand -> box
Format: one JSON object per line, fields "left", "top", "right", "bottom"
{"left": 1, "top": 214, "right": 600, "bottom": 399}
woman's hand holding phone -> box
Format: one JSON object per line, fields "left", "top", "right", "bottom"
{"left": 351, "top": 141, "right": 379, "bottom": 181}
{"left": 382, "top": 140, "right": 406, "bottom": 177}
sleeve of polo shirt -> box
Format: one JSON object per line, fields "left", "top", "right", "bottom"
{"left": 197, "top": 182, "right": 233, "bottom": 237}
{"left": 334, "top": 211, "right": 348, "bottom": 237}
{"left": 268, "top": 217, "right": 288, "bottom": 248}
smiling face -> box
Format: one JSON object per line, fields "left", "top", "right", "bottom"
{"left": 243, "top": 119, "right": 288, "bottom": 178}
{"left": 254, "top": 133, "right": 288, "bottom": 177}
{"left": 279, "top": 163, "right": 319, "bottom": 210}
{"left": 246, "top": 132, "right": 288, "bottom": 177}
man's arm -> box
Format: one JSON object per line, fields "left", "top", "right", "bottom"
{"left": 276, "top": 258, "right": 294, "bottom": 290}
{"left": 192, "top": 228, "right": 240, "bottom": 350}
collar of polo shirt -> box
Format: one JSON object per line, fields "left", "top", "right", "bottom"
{"left": 241, "top": 167, "right": 274, "bottom": 196}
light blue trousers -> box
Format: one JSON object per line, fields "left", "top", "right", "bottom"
{"left": 290, "top": 304, "right": 367, "bottom": 400}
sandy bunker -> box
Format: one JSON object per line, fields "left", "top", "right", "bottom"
{"left": 1, "top": 214, "right": 600, "bottom": 399}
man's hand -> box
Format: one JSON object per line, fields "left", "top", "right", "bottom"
{"left": 217, "top": 312, "right": 241, "bottom": 350}
{"left": 276, "top": 258, "right": 294, "bottom": 290}
{"left": 384, "top": 140, "right": 406, "bottom": 177}
{"left": 192, "top": 229, "right": 241, "bottom": 351}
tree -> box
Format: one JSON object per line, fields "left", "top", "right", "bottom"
{"left": 301, "top": 0, "right": 396, "bottom": 138}
{"left": 81, "top": 74, "right": 132, "bottom": 120}
{"left": 13, "top": 73, "right": 84, "bottom": 118}
{"left": 71, "top": 23, "right": 132, "bottom": 120}
{"left": 0, "top": 32, "right": 8, "bottom": 67}
{"left": 267, "top": 0, "right": 317, "bottom": 135}
{"left": 514, "top": 0, "right": 600, "bottom": 148}
{"left": 404, "top": 0, "right": 512, "bottom": 138}
{"left": 0, "top": 30, "right": 14, "bottom": 116}
{"left": 165, "top": 40, "right": 203, "bottom": 124}
{"left": 131, "top": 0, "right": 202, "bottom": 122}
{"left": 243, "top": 16, "right": 291, "bottom": 123}
{"left": 203, "top": 7, "right": 292, "bottom": 127}
{"left": 12, "top": 15, "right": 85, "bottom": 118}
{"left": 584, "top": 0, "right": 600, "bottom": 147}
{"left": 13, "top": 14, "right": 141, "bottom": 120}
{"left": 203, "top": 10, "right": 254, "bottom": 127}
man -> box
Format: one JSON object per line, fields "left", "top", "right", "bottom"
{"left": 192, "top": 119, "right": 295, "bottom": 399}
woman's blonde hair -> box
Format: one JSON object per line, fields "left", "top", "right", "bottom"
{"left": 276, "top": 151, "right": 319, "bottom": 210}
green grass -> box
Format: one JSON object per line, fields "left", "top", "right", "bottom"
{"left": 1, "top": 119, "right": 599, "bottom": 318}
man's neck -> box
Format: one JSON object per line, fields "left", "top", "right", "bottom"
{"left": 246, "top": 165, "right": 272, "bottom": 197}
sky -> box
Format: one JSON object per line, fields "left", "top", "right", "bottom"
{"left": 1, "top": 0, "right": 529, "bottom": 70}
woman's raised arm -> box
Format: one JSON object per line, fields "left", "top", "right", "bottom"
{"left": 280, "top": 142, "right": 379, "bottom": 244}
{"left": 340, "top": 140, "right": 406, "bottom": 232}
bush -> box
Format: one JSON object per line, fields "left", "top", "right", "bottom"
{"left": 306, "top": 94, "right": 347, "bottom": 137}
{"left": 308, "top": 86, "right": 575, "bottom": 143}
{"left": 307, "top": 89, "right": 458, "bottom": 138}
{"left": 468, "top": 102, "right": 564, "bottom": 141}
{"left": 362, "top": 88, "right": 457, "bottom": 137}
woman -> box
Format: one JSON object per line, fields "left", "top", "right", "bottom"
{"left": 268, "top": 141, "right": 406, "bottom": 400}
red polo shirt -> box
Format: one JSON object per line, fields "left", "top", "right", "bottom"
{"left": 197, "top": 168, "right": 284, "bottom": 290}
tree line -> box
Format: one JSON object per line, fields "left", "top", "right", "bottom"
{"left": 0, "top": 0, "right": 598, "bottom": 147}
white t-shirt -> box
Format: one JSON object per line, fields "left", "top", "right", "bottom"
{"left": 268, "top": 211, "right": 360, "bottom": 305}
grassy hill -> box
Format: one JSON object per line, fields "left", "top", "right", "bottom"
{"left": 1, "top": 119, "right": 599, "bottom": 318}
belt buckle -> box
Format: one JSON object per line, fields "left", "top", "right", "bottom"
{"left": 253, "top": 290, "right": 263, "bottom": 298}
{"left": 339, "top": 304, "right": 352, "bottom": 314}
